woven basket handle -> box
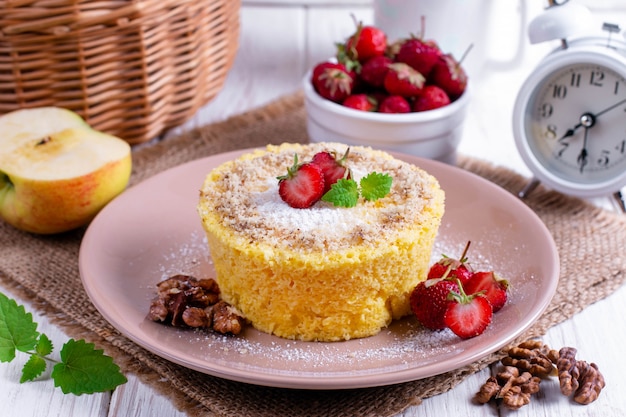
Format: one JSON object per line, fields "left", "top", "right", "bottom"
{"left": 2, "top": 3, "right": 142, "bottom": 35}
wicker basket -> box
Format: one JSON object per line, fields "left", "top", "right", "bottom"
{"left": 0, "top": 0, "right": 240, "bottom": 145}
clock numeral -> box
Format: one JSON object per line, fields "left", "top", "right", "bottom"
{"left": 590, "top": 70, "right": 605, "bottom": 87}
{"left": 555, "top": 127, "right": 569, "bottom": 157}
{"left": 597, "top": 141, "right": 625, "bottom": 168}
{"left": 598, "top": 150, "right": 610, "bottom": 167}
{"left": 557, "top": 141, "right": 569, "bottom": 157}
{"left": 545, "top": 124, "right": 557, "bottom": 139}
{"left": 552, "top": 84, "right": 567, "bottom": 99}
{"left": 570, "top": 72, "right": 581, "bottom": 87}
{"left": 540, "top": 103, "right": 553, "bottom": 118}
{"left": 615, "top": 81, "right": 620, "bottom": 95}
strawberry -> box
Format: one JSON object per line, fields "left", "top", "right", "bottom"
{"left": 396, "top": 36, "right": 441, "bottom": 79}
{"left": 311, "top": 148, "right": 351, "bottom": 193}
{"left": 394, "top": 16, "right": 441, "bottom": 78}
{"left": 427, "top": 261, "right": 472, "bottom": 285}
{"left": 360, "top": 55, "right": 393, "bottom": 88}
{"left": 410, "top": 276, "right": 459, "bottom": 330}
{"left": 277, "top": 154, "right": 325, "bottom": 208}
{"left": 368, "top": 90, "right": 390, "bottom": 106}
{"left": 383, "top": 63, "right": 425, "bottom": 98}
{"left": 378, "top": 95, "right": 411, "bottom": 113}
{"left": 463, "top": 271, "right": 509, "bottom": 313}
{"left": 344, "top": 20, "right": 387, "bottom": 63}
{"left": 342, "top": 94, "right": 377, "bottom": 112}
{"left": 413, "top": 85, "right": 451, "bottom": 112}
{"left": 444, "top": 285, "right": 493, "bottom": 339}
{"left": 429, "top": 53, "right": 468, "bottom": 101}
{"left": 427, "top": 241, "right": 473, "bottom": 286}
{"left": 311, "top": 62, "right": 355, "bottom": 103}
{"left": 385, "top": 38, "right": 405, "bottom": 61}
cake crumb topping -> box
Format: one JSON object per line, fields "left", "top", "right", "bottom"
{"left": 198, "top": 142, "right": 443, "bottom": 252}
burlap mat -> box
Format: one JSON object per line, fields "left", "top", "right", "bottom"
{"left": 2, "top": 92, "right": 625, "bottom": 417}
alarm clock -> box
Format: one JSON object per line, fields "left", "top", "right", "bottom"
{"left": 512, "top": 2, "right": 626, "bottom": 212}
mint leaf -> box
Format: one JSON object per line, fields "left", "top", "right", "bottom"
{"left": 35, "top": 333, "right": 53, "bottom": 356}
{"left": 322, "top": 179, "right": 359, "bottom": 207}
{"left": 0, "top": 294, "right": 127, "bottom": 394}
{"left": 21, "top": 334, "right": 54, "bottom": 383}
{"left": 21, "top": 354, "right": 47, "bottom": 383}
{"left": 0, "top": 292, "right": 39, "bottom": 362}
{"left": 52, "top": 339, "right": 127, "bottom": 395}
{"left": 360, "top": 172, "right": 392, "bottom": 201}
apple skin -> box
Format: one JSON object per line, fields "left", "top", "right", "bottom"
{"left": 0, "top": 108, "right": 132, "bottom": 234}
{"left": 0, "top": 154, "right": 131, "bottom": 234}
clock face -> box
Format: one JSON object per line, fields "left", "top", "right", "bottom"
{"left": 526, "top": 63, "right": 626, "bottom": 186}
{"left": 515, "top": 47, "right": 626, "bottom": 197}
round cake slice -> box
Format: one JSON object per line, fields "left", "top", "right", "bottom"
{"left": 197, "top": 142, "right": 445, "bottom": 341}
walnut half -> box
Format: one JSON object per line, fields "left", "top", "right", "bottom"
{"left": 557, "top": 347, "right": 605, "bottom": 405}
{"left": 476, "top": 340, "right": 605, "bottom": 409}
{"left": 474, "top": 366, "right": 541, "bottom": 410}
{"left": 148, "top": 274, "right": 245, "bottom": 335}
{"left": 502, "top": 340, "right": 558, "bottom": 378}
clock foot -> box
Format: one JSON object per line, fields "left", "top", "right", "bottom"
{"left": 518, "top": 178, "right": 541, "bottom": 200}
{"left": 613, "top": 191, "right": 626, "bottom": 213}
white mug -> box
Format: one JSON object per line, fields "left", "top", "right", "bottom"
{"left": 373, "top": 0, "right": 529, "bottom": 79}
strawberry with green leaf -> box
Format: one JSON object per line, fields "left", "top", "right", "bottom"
{"left": 429, "top": 45, "right": 472, "bottom": 101}
{"left": 394, "top": 16, "right": 442, "bottom": 78}
{"left": 396, "top": 36, "right": 441, "bottom": 79}
{"left": 410, "top": 273, "right": 460, "bottom": 331}
{"left": 444, "top": 281, "right": 493, "bottom": 339}
{"left": 312, "top": 148, "right": 352, "bottom": 193}
{"left": 342, "top": 17, "right": 387, "bottom": 63}
{"left": 311, "top": 62, "right": 355, "bottom": 103}
{"left": 464, "top": 270, "right": 509, "bottom": 313}
{"left": 277, "top": 154, "right": 325, "bottom": 208}
{"left": 428, "top": 241, "right": 473, "bottom": 286}
{"left": 383, "top": 62, "right": 425, "bottom": 98}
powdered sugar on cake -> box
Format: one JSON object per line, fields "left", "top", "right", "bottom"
{"left": 253, "top": 174, "right": 371, "bottom": 236}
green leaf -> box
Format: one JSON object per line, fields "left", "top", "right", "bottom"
{"left": 35, "top": 333, "right": 53, "bottom": 356}
{"left": 322, "top": 179, "right": 359, "bottom": 207}
{"left": 52, "top": 339, "right": 127, "bottom": 395}
{"left": 360, "top": 172, "right": 392, "bottom": 201}
{"left": 0, "top": 292, "right": 39, "bottom": 362}
{"left": 21, "top": 354, "right": 47, "bottom": 383}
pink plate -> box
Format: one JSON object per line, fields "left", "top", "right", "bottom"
{"left": 79, "top": 149, "right": 559, "bottom": 390}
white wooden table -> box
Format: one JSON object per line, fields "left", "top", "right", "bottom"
{"left": 3, "top": 1, "right": 626, "bottom": 416}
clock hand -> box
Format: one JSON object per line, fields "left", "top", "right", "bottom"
{"left": 557, "top": 124, "right": 581, "bottom": 142}
{"left": 558, "top": 98, "right": 626, "bottom": 142}
{"left": 594, "top": 97, "right": 626, "bottom": 118}
{"left": 577, "top": 125, "right": 589, "bottom": 173}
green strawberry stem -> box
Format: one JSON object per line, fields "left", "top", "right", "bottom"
{"left": 459, "top": 240, "right": 471, "bottom": 263}
{"left": 277, "top": 154, "right": 300, "bottom": 181}
{"left": 457, "top": 43, "right": 474, "bottom": 67}
{"left": 448, "top": 278, "right": 485, "bottom": 302}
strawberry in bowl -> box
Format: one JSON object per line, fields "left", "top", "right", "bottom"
{"left": 304, "top": 17, "right": 470, "bottom": 165}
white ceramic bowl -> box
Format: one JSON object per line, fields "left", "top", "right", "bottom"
{"left": 303, "top": 72, "right": 470, "bottom": 165}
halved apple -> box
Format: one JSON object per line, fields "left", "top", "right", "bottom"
{"left": 0, "top": 107, "right": 132, "bottom": 234}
